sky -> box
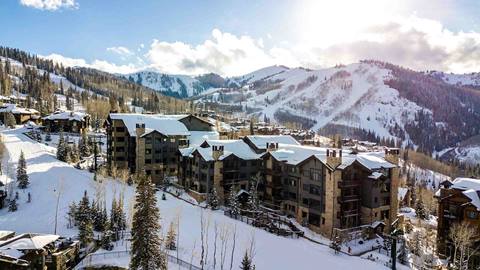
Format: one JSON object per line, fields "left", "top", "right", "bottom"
{"left": 1, "top": 0, "right": 480, "bottom": 76}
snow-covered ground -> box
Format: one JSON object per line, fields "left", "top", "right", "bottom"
{"left": 0, "top": 127, "right": 405, "bottom": 269}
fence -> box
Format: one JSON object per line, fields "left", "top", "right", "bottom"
{"left": 224, "top": 209, "right": 304, "bottom": 238}
{"left": 75, "top": 250, "right": 204, "bottom": 270}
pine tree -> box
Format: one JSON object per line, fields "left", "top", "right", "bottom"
{"left": 101, "top": 221, "right": 113, "bottom": 250}
{"left": 64, "top": 136, "right": 71, "bottom": 163}
{"left": 57, "top": 132, "right": 67, "bottom": 161}
{"left": 208, "top": 187, "right": 219, "bottom": 210}
{"left": 247, "top": 184, "right": 258, "bottom": 212}
{"left": 240, "top": 251, "right": 252, "bottom": 270}
{"left": 79, "top": 130, "right": 91, "bottom": 157}
{"left": 330, "top": 236, "right": 342, "bottom": 254}
{"left": 415, "top": 198, "right": 428, "bottom": 220}
{"left": 8, "top": 199, "right": 18, "bottom": 212}
{"left": 229, "top": 188, "right": 240, "bottom": 216}
{"left": 76, "top": 190, "right": 92, "bottom": 224}
{"left": 78, "top": 219, "right": 94, "bottom": 247}
{"left": 69, "top": 141, "right": 80, "bottom": 163}
{"left": 165, "top": 222, "right": 177, "bottom": 250}
{"left": 17, "top": 151, "right": 29, "bottom": 189}
{"left": 130, "top": 174, "right": 166, "bottom": 270}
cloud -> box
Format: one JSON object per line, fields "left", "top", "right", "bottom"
{"left": 107, "top": 46, "right": 133, "bottom": 56}
{"left": 141, "top": 17, "right": 480, "bottom": 76}
{"left": 20, "top": 0, "right": 78, "bottom": 10}
{"left": 41, "top": 15, "right": 480, "bottom": 76}
{"left": 42, "top": 53, "right": 138, "bottom": 74}
{"left": 144, "top": 29, "right": 291, "bottom": 76}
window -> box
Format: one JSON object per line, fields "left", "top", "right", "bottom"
{"left": 170, "top": 138, "right": 176, "bottom": 143}
{"left": 374, "top": 197, "right": 378, "bottom": 203}
{"left": 115, "top": 147, "right": 125, "bottom": 152}
{"left": 115, "top": 156, "right": 125, "bottom": 161}
{"left": 116, "top": 137, "right": 125, "bottom": 142}
{"left": 146, "top": 170, "right": 151, "bottom": 175}
{"left": 145, "top": 138, "right": 152, "bottom": 144}
{"left": 145, "top": 149, "right": 151, "bottom": 154}
{"left": 241, "top": 161, "right": 247, "bottom": 167}
{"left": 155, "top": 170, "right": 161, "bottom": 175}
{"left": 467, "top": 211, "right": 478, "bottom": 219}
{"left": 170, "top": 168, "right": 175, "bottom": 173}
{"left": 115, "top": 127, "right": 125, "bottom": 132}
{"left": 322, "top": 217, "right": 325, "bottom": 225}
{"left": 145, "top": 159, "right": 152, "bottom": 164}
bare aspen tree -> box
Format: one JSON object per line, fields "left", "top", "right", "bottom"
{"left": 449, "top": 221, "right": 478, "bottom": 270}
{"left": 229, "top": 225, "right": 237, "bottom": 270}
{"left": 213, "top": 222, "right": 219, "bottom": 269}
{"left": 200, "top": 210, "right": 207, "bottom": 269}
{"left": 220, "top": 224, "right": 230, "bottom": 270}
{"left": 204, "top": 213, "right": 211, "bottom": 267}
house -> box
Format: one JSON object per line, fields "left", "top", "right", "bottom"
{"left": 261, "top": 144, "right": 399, "bottom": 238}
{"left": 42, "top": 110, "right": 90, "bottom": 133}
{"left": 105, "top": 113, "right": 217, "bottom": 184}
{"left": 178, "top": 139, "right": 262, "bottom": 201}
{"left": 435, "top": 177, "right": 480, "bottom": 265}
{"left": 0, "top": 233, "right": 80, "bottom": 270}
{"left": 0, "top": 104, "right": 40, "bottom": 125}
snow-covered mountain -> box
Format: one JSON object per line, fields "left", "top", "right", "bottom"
{"left": 124, "top": 71, "right": 230, "bottom": 98}
{"left": 196, "top": 61, "right": 480, "bottom": 156}
{"left": 426, "top": 70, "right": 480, "bottom": 89}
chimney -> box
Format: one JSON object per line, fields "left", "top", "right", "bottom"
{"left": 212, "top": 145, "right": 224, "bottom": 161}
{"left": 384, "top": 148, "right": 399, "bottom": 165}
{"left": 266, "top": 142, "right": 278, "bottom": 152}
{"left": 136, "top": 123, "right": 145, "bottom": 137}
{"left": 326, "top": 148, "right": 342, "bottom": 168}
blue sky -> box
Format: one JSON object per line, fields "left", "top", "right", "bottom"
{"left": 1, "top": 0, "right": 480, "bottom": 75}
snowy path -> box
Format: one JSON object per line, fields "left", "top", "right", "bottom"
{"left": 0, "top": 128, "right": 404, "bottom": 269}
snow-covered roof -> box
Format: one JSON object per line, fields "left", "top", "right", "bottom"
{"left": 42, "top": 110, "right": 88, "bottom": 121}
{"left": 449, "top": 178, "right": 480, "bottom": 210}
{"left": 0, "top": 234, "right": 59, "bottom": 252}
{"left": 369, "top": 172, "right": 384, "bottom": 179}
{"left": 267, "top": 144, "right": 396, "bottom": 170}
{"left": 451, "top": 178, "right": 480, "bottom": 191}
{"left": 184, "top": 139, "right": 262, "bottom": 161}
{"left": 207, "top": 117, "right": 237, "bottom": 132}
{"left": 188, "top": 131, "right": 220, "bottom": 146}
{"left": 0, "top": 104, "right": 39, "bottom": 115}
{"left": 339, "top": 151, "right": 396, "bottom": 170}
{"left": 244, "top": 135, "right": 300, "bottom": 150}
{"left": 109, "top": 113, "right": 190, "bottom": 137}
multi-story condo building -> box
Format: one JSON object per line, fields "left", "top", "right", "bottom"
{"left": 105, "top": 113, "right": 216, "bottom": 184}
{"left": 262, "top": 143, "right": 399, "bottom": 237}
{"left": 436, "top": 177, "right": 480, "bottom": 265}
{"left": 178, "top": 134, "right": 399, "bottom": 238}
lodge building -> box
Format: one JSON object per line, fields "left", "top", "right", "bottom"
{"left": 42, "top": 110, "right": 90, "bottom": 133}
{"left": 105, "top": 113, "right": 216, "bottom": 184}
{"left": 436, "top": 177, "right": 480, "bottom": 265}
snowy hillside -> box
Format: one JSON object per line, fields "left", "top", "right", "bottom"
{"left": 427, "top": 70, "right": 480, "bottom": 88}
{"left": 0, "top": 127, "right": 399, "bottom": 270}
{"left": 197, "top": 61, "right": 480, "bottom": 156}
{"left": 199, "top": 63, "right": 425, "bottom": 141}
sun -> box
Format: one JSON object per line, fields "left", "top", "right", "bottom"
{"left": 293, "top": 0, "right": 404, "bottom": 48}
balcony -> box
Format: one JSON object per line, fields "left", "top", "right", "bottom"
{"left": 338, "top": 180, "right": 360, "bottom": 188}
{"left": 338, "top": 194, "right": 360, "bottom": 203}
{"left": 341, "top": 209, "right": 360, "bottom": 217}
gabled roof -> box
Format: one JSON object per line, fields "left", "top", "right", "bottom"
{"left": 447, "top": 178, "right": 480, "bottom": 210}
{"left": 265, "top": 144, "right": 396, "bottom": 171}
{"left": 109, "top": 113, "right": 190, "bottom": 137}
{"left": 0, "top": 104, "right": 39, "bottom": 115}
{"left": 243, "top": 135, "right": 300, "bottom": 150}
{"left": 42, "top": 110, "right": 88, "bottom": 121}
{"left": 184, "top": 139, "right": 261, "bottom": 161}
{"left": 0, "top": 233, "right": 59, "bottom": 251}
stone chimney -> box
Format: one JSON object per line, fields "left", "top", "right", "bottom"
{"left": 212, "top": 145, "right": 224, "bottom": 161}
{"left": 384, "top": 148, "right": 399, "bottom": 165}
{"left": 136, "top": 123, "right": 145, "bottom": 137}
{"left": 266, "top": 142, "right": 278, "bottom": 152}
{"left": 326, "top": 148, "right": 342, "bottom": 168}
